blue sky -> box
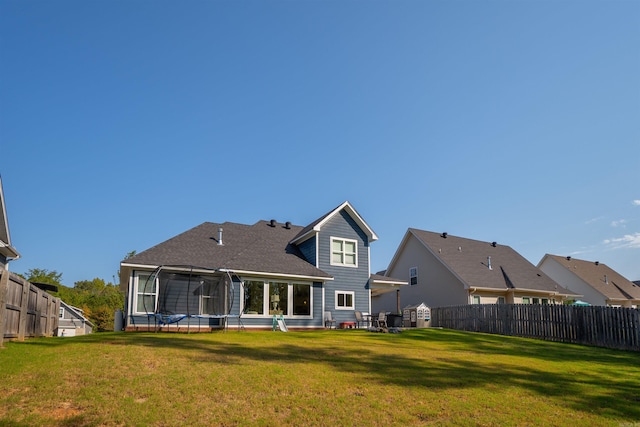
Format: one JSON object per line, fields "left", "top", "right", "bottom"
{"left": 1, "top": 0, "right": 639, "bottom": 286}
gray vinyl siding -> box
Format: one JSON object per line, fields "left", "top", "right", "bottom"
{"left": 297, "top": 237, "right": 317, "bottom": 266}
{"left": 319, "top": 210, "right": 370, "bottom": 324}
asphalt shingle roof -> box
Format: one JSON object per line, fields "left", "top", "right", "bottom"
{"left": 409, "top": 229, "right": 576, "bottom": 295}
{"left": 545, "top": 255, "right": 640, "bottom": 301}
{"left": 124, "top": 220, "right": 332, "bottom": 279}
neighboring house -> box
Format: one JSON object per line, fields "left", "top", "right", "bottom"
{"left": 373, "top": 229, "right": 577, "bottom": 312}
{"left": 119, "top": 201, "right": 405, "bottom": 331}
{"left": 58, "top": 301, "right": 94, "bottom": 336}
{"left": 0, "top": 176, "right": 20, "bottom": 270}
{"left": 538, "top": 255, "right": 640, "bottom": 308}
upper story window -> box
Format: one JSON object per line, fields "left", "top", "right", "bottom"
{"left": 59, "top": 307, "right": 65, "bottom": 318}
{"left": 409, "top": 267, "right": 418, "bottom": 286}
{"left": 331, "top": 237, "right": 358, "bottom": 267}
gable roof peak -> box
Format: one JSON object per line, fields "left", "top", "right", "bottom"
{"left": 290, "top": 201, "right": 378, "bottom": 244}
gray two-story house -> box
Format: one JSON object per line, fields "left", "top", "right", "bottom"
{"left": 119, "top": 201, "right": 404, "bottom": 331}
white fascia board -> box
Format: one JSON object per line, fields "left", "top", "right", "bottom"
{"left": 218, "top": 268, "right": 333, "bottom": 282}
{"left": 371, "top": 279, "right": 409, "bottom": 286}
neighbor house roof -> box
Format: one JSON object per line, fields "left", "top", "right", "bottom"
{"left": 120, "top": 220, "right": 333, "bottom": 288}
{"left": 61, "top": 301, "right": 95, "bottom": 327}
{"left": 398, "top": 229, "right": 577, "bottom": 296}
{"left": 0, "top": 176, "right": 20, "bottom": 260}
{"left": 540, "top": 255, "right": 640, "bottom": 302}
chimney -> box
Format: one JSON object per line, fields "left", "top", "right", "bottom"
{"left": 218, "top": 227, "right": 224, "bottom": 246}
{"left": 487, "top": 256, "right": 492, "bottom": 270}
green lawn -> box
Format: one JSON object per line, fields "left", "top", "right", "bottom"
{"left": 1, "top": 328, "right": 639, "bottom": 426}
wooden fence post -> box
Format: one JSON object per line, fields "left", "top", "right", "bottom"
{"left": 0, "top": 270, "right": 8, "bottom": 347}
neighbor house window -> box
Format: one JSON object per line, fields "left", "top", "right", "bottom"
{"left": 135, "top": 273, "right": 157, "bottom": 313}
{"left": 331, "top": 237, "right": 357, "bottom": 267}
{"left": 336, "top": 291, "right": 355, "bottom": 310}
{"left": 409, "top": 267, "right": 418, "bottom": 286}
{"left": 497, "top": 297, "right": 505, "bottom": 304}
{"left": 522, "top": 297, "right": 530, "bottom": 304}
{"left": 472, "top": 295, "right": 481, "bottom": 304}
{"left": 243, "top": 280, "right": 312, "bottom": 317}
{"left": 59, "top": 307, "right": 65, "bottom": 318}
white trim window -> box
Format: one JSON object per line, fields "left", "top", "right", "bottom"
{"left": 59, "top": 307, "right": 65, "bottom": 319}
{"left": 409, "top": 267, "right": 418, "bottom": 286}
{"left": 472, "top": 295, "right": 481, "bottom": 304}
{"left": 242, "top": 279, "right": 312, "bottom": 317}
{"left": 335, "top": 290, "right": 355, "bottom": 310}
{"left": 331, "top": 237, "right": 358, "bottom": 267}
{"left": 135, "top": 272, "right": 157, "bottom": 314}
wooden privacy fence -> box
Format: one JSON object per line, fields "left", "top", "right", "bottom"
{"left": 0, "top": 270, "right": 60, "bottom": 345}
{"left": 431, "top": 304, "right": 640, "bottom": 352}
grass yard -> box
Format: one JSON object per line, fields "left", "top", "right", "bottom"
{"left": 1, "top": 328, "right": 639, "bottom": 426}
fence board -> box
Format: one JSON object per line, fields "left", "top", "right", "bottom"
{"left": 1, "top": 270, "right": 60, "bottom": 343}
{"left": 432, "top": 304, "right": 640, "bottom": 352}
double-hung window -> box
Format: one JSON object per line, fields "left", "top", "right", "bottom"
{"left": 331, "top": 237, "right": 357, "bottom": 267}
{"left": 409, "top": 267, "right": 418, "bottom": 286}
{"left": 335, "top": 291, "right": 354, "bottom": 310}
{"left": 135, "top": 273, "right": 157, "bottom": 313}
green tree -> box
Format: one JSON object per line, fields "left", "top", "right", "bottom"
{"left": 24, "top": 268, "right": 63, "bottom": 287}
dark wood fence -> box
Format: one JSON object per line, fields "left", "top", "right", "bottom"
{"left": 431, "top": 304, "right": 640, "bottom": 352}
{"left": 0, "top": 270, "right": 60, "bottom": 345}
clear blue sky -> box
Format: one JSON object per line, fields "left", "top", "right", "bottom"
{"left": 1, "top": 0, "right": 639, "bottom": 286}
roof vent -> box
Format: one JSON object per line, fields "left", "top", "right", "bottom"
{"left": 491, "top": 242, "right": 497, "bottom": 247}
{"left": 595, "top": 261, "right": 599, "bottom": 266}
{"left": 269, "top": 219, "right": 277, "bottom": 227}
{"left": 566, "top": 256, "right": 571, "bottom": 261}
{"left": 604, "top": 274, "right": 608, "bottom": 284}
{"left": 487, "top": 256, "right": 492, "bottom": 270}
{"left": 284, "top": 221, "right": 291, "bottom": 229}
{"left": 441, "top": 232, "right": 448, "bottom": 238}
{"left": 218, "top": 227, "right": 224, "bottom": 246}
{"left": 458, "top": 246, "right": 462, "bottom": 252}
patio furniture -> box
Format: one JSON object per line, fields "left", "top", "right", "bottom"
{"left": 324, "top": 311, "right": 336, "bottom": 329}
{"left": 354, "top": 311, "right": 367, "bottom": 328}
{"left": 374, "top": 312, "right": 387, "bottom": 329}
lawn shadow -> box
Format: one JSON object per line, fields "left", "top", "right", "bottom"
{"left": 10, "top": 329, "right": 640, "bottom": 421}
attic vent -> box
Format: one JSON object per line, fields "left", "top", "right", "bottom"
{"left": 285, "top": 221, "right": 291, "bottom": 229}
{"left": 491, "top": 242, "right": 497, "bottom": 247}
{"left": 566, "top": 256, "right": 571, "bottom": 261}
{"left": 441, "top": 232, "right": 448, "bottom": 238}
{"left": 269, "top": 219, "right": 277, "bottom": 227}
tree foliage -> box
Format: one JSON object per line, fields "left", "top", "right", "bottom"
{"left": 24, "top": 269, "right": 125, "bottom": 333}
